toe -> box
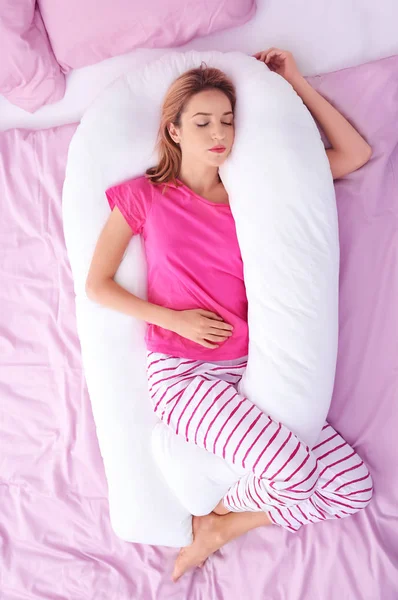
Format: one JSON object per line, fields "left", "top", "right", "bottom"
{"left": 172, "top": 545, "right": 208, "bottom": 582}
{"left": 171, "top": 563, "right": 185, "bottom": 582}
{"left": 172, "top": 549, "right": 189, "bottom": 582}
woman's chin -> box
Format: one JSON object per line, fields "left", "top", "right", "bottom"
{"left": 207, "top": 153, "right": 229, "bottom": 164}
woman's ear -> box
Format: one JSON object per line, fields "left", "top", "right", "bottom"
{"left": 168, "top": 123, "right": 180, "bottom": 144}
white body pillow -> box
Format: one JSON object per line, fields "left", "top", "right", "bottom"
{"left": 62, "top": 50, "right": 339, "bottom": 546}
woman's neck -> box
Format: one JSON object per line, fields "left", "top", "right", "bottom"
{"left": 178, "top": 162, "right": 221, "bottom": 196}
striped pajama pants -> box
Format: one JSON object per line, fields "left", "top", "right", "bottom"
{"left": 146, "top": 352, "right": 373, "bottom": 532}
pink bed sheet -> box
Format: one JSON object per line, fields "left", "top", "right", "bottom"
{"left": 1, "top": 55, "right": 397, "bottom": 599}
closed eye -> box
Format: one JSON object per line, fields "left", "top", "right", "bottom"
{"left": 197, "top": 122, "right": 233, "bottom": 127}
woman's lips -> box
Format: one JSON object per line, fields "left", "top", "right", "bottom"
{"left": 209, "top": 147, "right": 226, "bottom": 153}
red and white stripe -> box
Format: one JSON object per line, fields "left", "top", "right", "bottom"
{"left": 146, "top": 352, "right": 373, "bottom": 532}
{"left": 225, "top": 423, "right": 373, "bottom": 531}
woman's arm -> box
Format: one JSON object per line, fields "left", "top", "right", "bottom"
{"left": 85, "top": 206, "right": 232, "bottom": 348}
{"left": 85, "top": 206, "right": 174, "bottom": 328}
{"left": 253, "top": 48, "right": 372, "bottom": 179}
{"left": 289, "top": 75, "right": 372, "bottom": 179}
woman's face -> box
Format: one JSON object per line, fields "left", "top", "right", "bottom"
{"left": 168, "top": 89, "right": 235, "bottom": 166}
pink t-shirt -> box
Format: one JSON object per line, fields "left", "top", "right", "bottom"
{"left": 105, "top": 175, "right": 248, "bottom": 360}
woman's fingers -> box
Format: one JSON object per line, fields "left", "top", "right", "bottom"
{"left": 252, "top": 51, "right": 267, "bottom": 61}
{"left": 199, "top": 310, "right": 224, "bottom": 321}
{"left": 266, "top": 50, "right": 284, "bottom": 63}
{"left": 253, "top": 47, "right": 286, "bottom": 64}
{"left": 204, "top": 333, "right": 231, "bottom": 342}
{"left": 253, "top": 47, "right": 276, "bottom": 57}
{"left": 199, "top": 339, "right": 219, "bottom": 349}
{"left": 199, "top": 311, "right": 233, "bottom": 331}
{"left": 209, "top": 322, "right": 233, "bottom": 333}
{"left": 208, "top": 329, "right": 232, "bottom": 340}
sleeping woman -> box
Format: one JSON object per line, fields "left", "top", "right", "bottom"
{"left": 86, "top": 48, "right": 373, "bottom": 582}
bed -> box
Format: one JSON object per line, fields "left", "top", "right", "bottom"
{"left": 1, "top": 1, "right": 398, "bottom": 598}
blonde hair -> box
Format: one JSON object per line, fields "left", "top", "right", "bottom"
{"left": 145, "top": 62, "right": 236, "bottom": 192}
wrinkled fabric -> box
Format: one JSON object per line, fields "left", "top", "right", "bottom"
{"left": 1, "top": 55, "right": 398, "bottom": 599}
{"left": 0, "top": 1, "right": 65, "bottom": 112}
{"left": 146, "top": 352, "right": 373, "bottom": 529}
{"left": 37, "top": 0, "right": 256, "bottom": 71}
{"left": 106, "top": 176, "right": 249, "bottom": 361}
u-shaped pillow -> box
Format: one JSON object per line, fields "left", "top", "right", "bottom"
{"left": 62, "top": 50, "right": 339, "bottom": 547}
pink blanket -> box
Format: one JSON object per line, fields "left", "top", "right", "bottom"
{"left": 1, "top": 56, "right": 397, "bottom": 599}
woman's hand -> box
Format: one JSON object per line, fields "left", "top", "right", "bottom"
{"left": 252, "top": 48, "right": 302, "bottom": 85}
{"left": 167, "top": 309, "right": 233, "bottom": 349}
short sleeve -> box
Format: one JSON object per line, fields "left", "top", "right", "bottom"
{"left": 105, "top": 176, "right": 153, "bottom": 234}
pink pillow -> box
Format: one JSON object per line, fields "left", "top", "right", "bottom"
{"left": 37, "top": 0, "right": 256, "bottom": 71}
{"left": 0, "top": 0, "right": 65, "bottom": 113}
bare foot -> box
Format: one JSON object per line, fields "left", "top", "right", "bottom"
{"left": 172, "top": 513, "right": 225, "bottom": 582}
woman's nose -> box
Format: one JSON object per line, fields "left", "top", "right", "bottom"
{"left": 212, "top": 127, "right": 226, "bottom": 140}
